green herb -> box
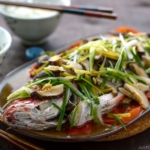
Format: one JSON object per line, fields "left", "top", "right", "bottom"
{"left": 26, "top": 77, "right": 74, "bottom": 88}
{"left": 77, "top": 74, "right": 83, "bottom": 81}
{"left": 108, "top": 61, "right": 114, "bottom": 69}
{"left": 59, "top": 80, "right": 87, "bottom": 100}
{"left": 78, "top": 82, "right": 91, "bottom": 99}
{"left": 78, "top": 82, "right": 93, "bottom": 115}
{"left": 7, "top": 87, "right": 32, "bottom": 101}
{"left": 82, "top": 78, "right": 103, "bottom": 94}
{"left": 146, "top": 68, "right": 150, "bottom": 74}
{"left": 144, "top": 46, "right": 150, "bottom": 51}
{"left": 110, "top": 119, "right": 117, "bottom": 130}
{"left": 44, "top": 69, "right": 55, "bottom": 77}
{"left": 70, "top": 105, "right": 78, "bottom": 128}
{"left": 99, "top": 57, "right": 106, "bottom": 71}
{"left": 78, "top": 41, "right": 93, "bottom": 52}
{"left": 3, "top": 87, "right": 33, "bottom": 109}
{"left": 93, "top": 103, "right": 105, "bottom": 125}
{"left": 52, "top": 102, "right": 67, "bottom": 117}
{"left": 56, "top": 87, "right": 70, "bottom": 131}
{"left": 115, "top": 48, "right": 126, "bottom": 71}
{"left": 100, "top": 75, "right": 108, "bottom": 89}
{"left": 77, "top": 53, "right": 89, "bottom": 63}
{"left": 69, "top": 50, "right": 78, "bottom": 63}
{"left": 85, "top": 75, "right": 99, "bottom": 104}
{"left": 89, "top": 47, "right": 96, "bottom": 71}
{"left": 52, "top": 102, "right": 62, "bottom": 112}
{"left": 119, "top": 34, "right": 133, "bottom": 59}
{"left": 92, "top": 105, "right": 99, "bottom": 123}
{"left": 131, "top": 47, "right": 144, "bottom": 68}
{"left": 106, "top": 68, "right": 150, "bottom": 85}
{"left": 109, "top": 113, "right": 126, "bottom": 130}
{"left": 42, "top": 51, "right": 56, "bottom": 56}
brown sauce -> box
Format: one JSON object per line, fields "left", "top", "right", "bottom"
{"left": 27, "top": 122, "right": 109, "bottom": 138}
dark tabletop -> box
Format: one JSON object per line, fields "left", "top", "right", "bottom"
{"left": 0, "top": 0, "right": 150, "bottom": 149}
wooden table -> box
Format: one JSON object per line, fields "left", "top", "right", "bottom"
{"left": 0, "top": 0, "right": 150, "bottom": 149}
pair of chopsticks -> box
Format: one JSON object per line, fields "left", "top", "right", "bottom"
{"left": 0, "top": 129, "right": 44, "bottom": 150}
{"left": 0, "top": 0, "right": 117, "bottom": 20}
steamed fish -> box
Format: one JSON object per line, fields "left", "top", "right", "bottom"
{"left": 1, "top": 31, "right": 150, "bottom": 135}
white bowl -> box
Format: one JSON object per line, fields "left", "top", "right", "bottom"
{"left": 0, "top": 26, "right": 12, "bottom": 65}
{"left": 0, "top": 0, "right": 70, "bottom": 45}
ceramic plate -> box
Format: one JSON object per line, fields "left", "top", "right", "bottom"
{"left": 0, "top": 37, "right": 149, "bottom": 142}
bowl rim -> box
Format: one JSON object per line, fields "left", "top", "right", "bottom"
{"left": 0, "top": 26, "right": 12, "bottom": 55}
{"left": 0, "top": 0, "right": 71, "bottom": 20}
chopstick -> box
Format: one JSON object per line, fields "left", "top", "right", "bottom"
{"left": 61, "top": 5, "right": 113, "bottom": 13}
{"left": 0, "top": 0, "right": 117, "bottom": 19}
{"left": 0, "top": 129, "right": 44, "bottom": 150}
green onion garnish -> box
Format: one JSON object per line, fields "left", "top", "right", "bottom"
{"left": 89, "top": 47, "right": 96, "bottom": 71}
{"left": 82, "top": 77, "right": 103, "bottom": 94}
{"left": 78, "top": 82, "right": 93, "bottom": 115}
{"left": 56, "top": 87, "right": 70, "bottom": 131}
{"left": 59, "top": 80, "right": 87, "bottom": 100}
{"left": 70, "top": 105, "right": 78, "bottom": 128}
{"left": 131, "top": 47, "right": 144, "bottom": 68}
{"left": 100, "top": 75, "right": 108, "bottom": 89}
{"left": 109, "top": 113, "right": 126, "bottom": 130}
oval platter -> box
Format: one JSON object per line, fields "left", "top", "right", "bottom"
{"left": 0, "top": 35, "right": 150, "bottom": 142}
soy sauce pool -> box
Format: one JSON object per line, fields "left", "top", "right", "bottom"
{"left": 12, "top": 119, "right": 111, "bottom": 142}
